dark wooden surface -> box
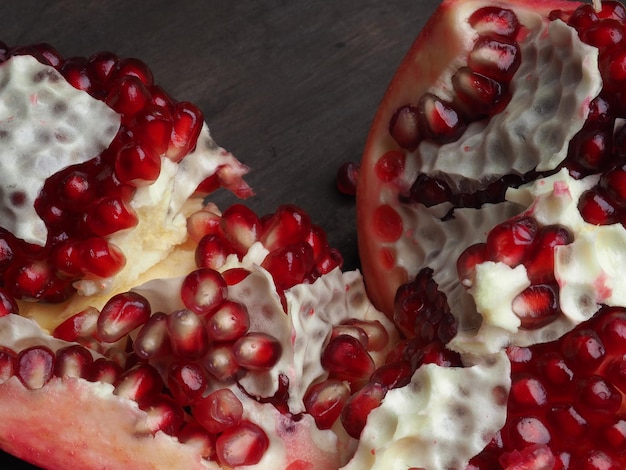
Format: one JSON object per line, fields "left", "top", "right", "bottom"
{"left": 0, "top": 0, "right": 438, "bottom": 467}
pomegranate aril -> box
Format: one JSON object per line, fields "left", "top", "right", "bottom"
{"left": 374, "top": 150, "right": 406, "bottom": 183}
{"left": 132, "top": 312, "right": 171, "bottom": 360}
{"left": 261, "top": 241, "right": 315, "bottom": 291}
{"left": 600, "top": 1, "right": 626, "bottom": 20}
{"left": 303, "top": 379, "right": 351, "bottom": 430}
{"left": 167, "top": 362, "right": 208, "bottom": 406}
{"left": 457, "top": 242, "right": 489, "bottom": 288}
{"left": 180, "top": 268, "right": 228, "bottom": 316}
{"left": 53, "top": 344, "right": 93, "bottom": 379}
{"left": 105, "top": 75, "right": 151, "bottom": 117}
{"left": 560, "top": 328, "right": 607, "bottom": 372}
{"left": 321, "top": 335, "right": 375, "bottom": 384}
{"left": 330, "top": 324, "right": 369, "bottom": 347}
{"left": 112, "top": 57, "right": 154, "bottom": 87}
{"left": 113, "top": 363, "right": 163, "bottom": 404}
{"left": 233, "top": 332, "right": 282, "bottom": 371}
{"left": 114, "top": 142, "right": 161, "bottom": 186}
{"left": 418, "top": 93, "right": 466, "bottom": 144}
{"left": 548, "top": 404, "right": 587, "bottom": 439}
{"left": 341, "top": 319, "right": 389, "bottom": 352}
{"left": 567, "top": 3, "right": 600, "bottom": 30}
{"left": 370, "top": 360, "right": 412, "bottom": 389}
{"left": 60, "top": 56, "right": 92, "bottom": 93}
{"left": 580, "top": 19, "right": 625, "bottom": 50}
{"left": 167, "top": 308, "right": 209, "bottom": 359}
{"left": 218, "top": 204, "right": 261, "bottom": 256}
{"left": 203, "top": 343, "right": 242, "bottom": 382}
{"left": 187, "top": 207, "right": 222, "bottom": 243}
{"left": 596, "top": 307, "right": 626, "bottom": 353}
{"left": 524, "top": 224, "right": 573, "bottom": 284}
{"left": 389, "top": 105, "right": 421, "bottom": 149}
{"left": 468, "top": 6, "right": 520, "bottom": 38}
{"left": 11, "top": 43, "right": 63, "bottom": 68}
{"left": 576, "top": 376, "right": 622, "bottom": 416}
{"left": 579, "top": 188, "right": 620, "bottom": 225}
{"left": 17, "top": 346, "right": 55, "bottom": 390}
{"left": 97, "top": 291, "right": 151, "bottom": 343}
{"left": 137, "top": 395, "right": 185, "bottom": 436}
{"left": 205, "top": 300, "right": 250, "bottom": 342}
{"left": 314, "top": 247, "right": 343, "bottom": 276}
{"left": 86, "top": 195, "right": 138, "bottom": 237}
{"left": 87, "top": 50, "right": 118, "bottom": 87}
{"left": 176, "top": 422, "right": 216, "bottom": 460}
{"left": 0, "top": 347, "right": 16, "bottom": 384}
{"left": 0, "top": 288, "right": 18, "bottom": 317}
{"left": 221, "top": 268, "right": 251, "bottom": 285}
{"left": 193, "top": 388, "right": 243, "bottom": 434}
{"left": 511, "top": 284, "right": 560, "bottom": 330}
{"left": 509, "top": 373, "right": 548, "bottom": 408}
{"left": 336, "top": 161, "right": 360, "bottom": 196}
{"left": 486, "top": 216, "right": 538, "bottom": 266}
{"left": 167, "top": 101, "right": 203, "bottom": 162}
{"left": 195, "top": 234, "right": 234, "bottom": 271}
{"left": 452, "top": 66, "right": 507, "bottom": 116}
{"left": 468, "top": 34, "right": 521, "bottom": 82}
{"left": 409, "top": 173, "right": 452, "bottom": 207}
{"left": 79, "top": 237, "right": 126, "bottom": 278}
{"left": 88, "top": 357, "right": 123, "bottom": 384}
{"left": 340, "top": 382, "right": 387, "bottom": 439}
{"left": 215, "top": 420, "right": 269, "bottom": 467}
{"left": 259, "top": 204, "right": 311, "bottom": 252}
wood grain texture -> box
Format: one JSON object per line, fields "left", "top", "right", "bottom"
{"left": 0, "top": 0, "right": 439, "bottom": 467}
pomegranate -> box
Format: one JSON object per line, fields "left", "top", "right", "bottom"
{"left": 356, "top": 0, "right": 626, "bottom": 467}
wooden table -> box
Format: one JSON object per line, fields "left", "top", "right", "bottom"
{"left": 0, "top": 0, "right": 438, "bottom": 467}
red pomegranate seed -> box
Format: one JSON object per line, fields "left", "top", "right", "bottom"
{"left": 113, "top": 57, "right": 154, "bottom": 87}
{"left": 581, "top": 19, "right": 625, "bottom": 50}
{"left": 599, "top": 1, "right": 626, "bottom": 20}
{"left": 56, "top": 169, "right": 94, "bottom": 207}
{"left": 0, "top": 347, "right": 16, "bottom": 384}
{"left": 578, "top": 189, "right": 620, "bottom": 225}
{"left": 409, "top": 173, "right": 453, "bottom": 207}
{"left": 341, "top": 319, "right": 389, "bottom": 352}
{"left": 131, "top": 105, "right": 174, "bottom": 157}
{"left": 596, "top": 307, "right": 626, "bottom": 353}
{"left": 486, "top": 216, "right": 538, "bottom": 266}
{"left": 203, "top": 343, "right": 242, "bottom": 382}
{"left": 105, "top": 75, "right": 151, "bottom": 117}
{"left": 167, "top": 308, "right": 209, "bottom": 359}
{"left": 87, "top": 50, "right": 118, "bottom": 86}
{"left": 87, "top": 357, "right": 123, "bottom": 385}
{"left": 195, "top": 234, "right": 234, "bottom": 271}
{"left": 11, "top": 43, "right": 63, "bottom": 68}
{"left": 113, "top": 363, "right": 164, "bottom": 404}
{"left": 523, "top": 224, "right": 573, "bottom": 284}
{"left": 215, "top": 420, "right": 269, "bottom": 467}
{"left": 560, "top": 329, "right": 606, "bottom": 372}
{"left": 374, "top": 150, "right": 406, "bottom": 183}
{"left": 97, "top": 291, "right": 151, "bottom": 343}
{"left": 303, "top": 379, "right": 351, "bottom": 430}
{"left": 567, "top": 3, "right": 600, "bottom": 30}
{"left": 176, "top": 422, "right": 216, "bottom": 460}
{"left": 79, "top": 237, "right": 126, "bottom": 278}
{"left": 260, "top": 204, "right": 312, "bottom": 252}
{"left": 187, "top": 208, "right": 222, "bottom": 243}
{"left": 569, "top": 128, "right": 612, "bottom": 171}
{"left": 167, "top": 101, "right": 203, "bottom": 162}
{"left": 331, "top": 324, "right": 369, "bottom": 347}
{"left": 205, "top": 300, "right": 250, "bottom": 342}
{"left": 193, "top": 388, "right": 244, "bottom": 434}
{"left": 321, "top": 335, "right": 375, "bottom": 384}
{"left": 114, "top": 142, "right": 161, "bottom": 186}
{"left": 601, "top": 163, "right": 626, "bottom": 202}
{"left": 17, "top": 346, "right": 55, "bottom": 390}
{"left": 509, "top": 373, "right": 548, "bottom": 408}
{"left": 418, "top": 93, "right": 467, "bottom": 144}
{"left": 370, "top": 361, "right": 413, "bottom": 389}
{"left": 180, "top": 268, "right": 228, "bottom": 316}
{"left": 304, "top": 224, "right": 329, "bottom": 262}
{"left": 167, "top": 362, "right": 208, "bottom": 406}
{"left": 260, "top": 242, "right": 315, "bottom": 291}
{"left": 218, "top": 204, "right": 262, "bottom": 256}
{"left": 138, "top": 396, "right": 185, "bottom": 436}
{"left": 468, "top": 35, "right": 521, "bottom": 82}
{"left": 336, "top": 161, "right": 360, "bottom": 196}
{"left": 0, "top": 288, "right": 18, "bottom": 317}
{"left": 340, "top": 382, "right": 388, "bottom": 439}
{"left": 221, "top": 268, "right": 251, "bottom": 285}
{"left": 86, "top": 195, "right": 138, "bottom": 237}
{"left": 452, "top": 66, "right": 507, "bottom": 116}
{"left": 53, "top": 344, "right": 93, "bottom": 379}
{"left": 314, "top": 247, "right": 343, "bottom": 276}
{"left": 232, "top": 332, "right": 282, "bottom": 371}
{"left": 468, "top": 6, "right": 520, "bottom": 37}
{"left": 132, "top": 312, "right": 171, "bottom": 360}
{"left": 511, "top": 284, "right": 560, "bottom": 330}
{"left": 457, "top": 242, "right": 489, "bottom": 287}
{"left": 60, "top": 56, "right": 92, "bottom": 93}
{"left": 389, "top": 105, "right": 421, "bottom": 150}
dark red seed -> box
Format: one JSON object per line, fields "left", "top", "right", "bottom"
{"left": 336, "top": 161, "right": 360, "bottom": 196}
{"left": 17, "top": 346, "right": 55, "bottom": 390}
{"left": 97, "top": 291, "right": 151, "bottom": 343}
{"left": 389, "top": 105, "right": 421, "bottom": 149}
{"left": 340, "top": 382, "right": 387, "bottom": 439}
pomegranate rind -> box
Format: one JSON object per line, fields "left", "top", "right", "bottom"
{"left": 356, "top": 0, "right": 590, "bottom": 317}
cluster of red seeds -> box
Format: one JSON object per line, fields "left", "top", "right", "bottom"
{"left": 457, "top": 217, "right": 574, "bottom": 330}
{"left": 0, "top": 42, "right": 205, "bottom": 303}
{"left": 469, "top": 305, "right": 626, "bottom": 469}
